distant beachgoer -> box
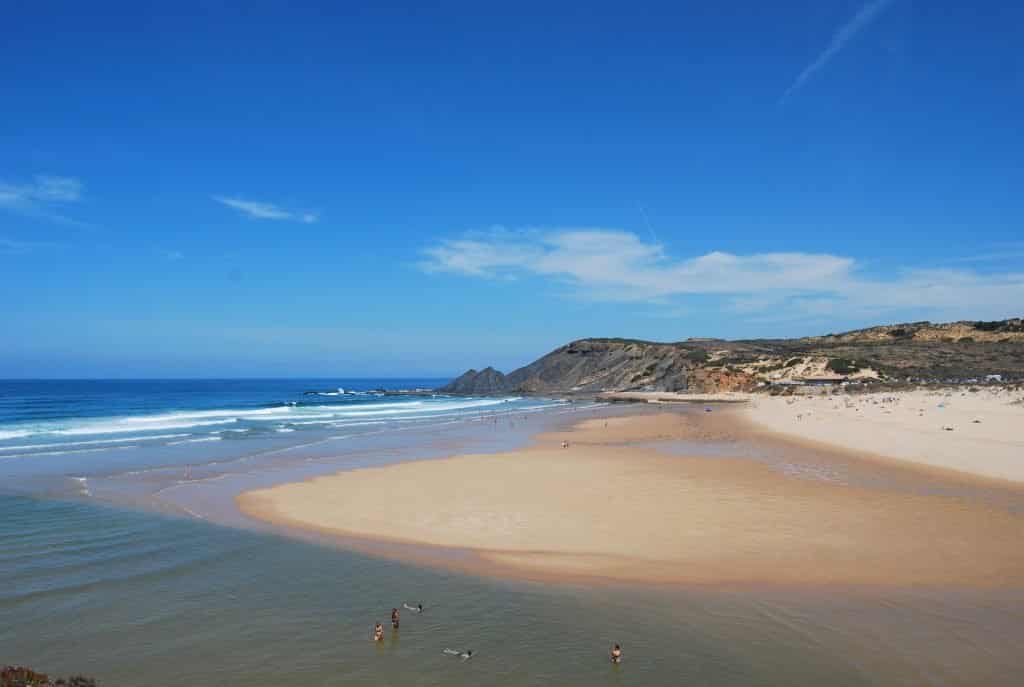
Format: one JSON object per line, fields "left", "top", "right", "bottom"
{"left": 391, "top": 608, "right": 400, "bottom": 629}
{"left": 610, "top": 644, "right": 622, "bottom": 664}
{"left": 374, "top": 623, "right": 384, "bottom": 641}
{"left": 403, "top": 602, "right": 423, "bottom": 613}
{"left": 444, "top": 648, "right": 473, "bottom": 661}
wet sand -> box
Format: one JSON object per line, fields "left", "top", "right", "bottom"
{"left": 237, "top": 408, "right": 1024, "bottom": 587}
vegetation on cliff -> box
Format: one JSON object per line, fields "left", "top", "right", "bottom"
{"left": 441, "top": 318, "right": 1024, "bottom": 394}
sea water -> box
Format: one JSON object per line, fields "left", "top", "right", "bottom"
{"left": 0, "top": 379, "right": 557, "bottom": 481}
{"left": 2, "top": 380, "right": 1023, "bottom": 685}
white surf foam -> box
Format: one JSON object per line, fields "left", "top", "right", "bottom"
{"left": 167, "top": 436, "right": 224, "bottom": 445}
{"left": 55, "top": 417, "right": 241, "bottom": 436}
{"left": 0, "top": 433, "right": 192, "bottom": 453}
{"left": 0, "top": 396, "right": 544, "bottom": 444}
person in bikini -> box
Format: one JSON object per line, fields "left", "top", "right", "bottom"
{"left": 610, "top": 644, "right": 622, "bottom": 664}
{"left": 391, "top": 607, "right": 400, "bottom": 629}
{"left": 373, "top": 623, "right": 384, "bottom": 642}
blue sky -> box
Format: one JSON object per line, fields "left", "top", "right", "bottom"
{"left": 2, "top": 1, "right": 1022, "bottom": 377}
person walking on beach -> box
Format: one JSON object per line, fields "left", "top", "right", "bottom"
{"left": 391, "top": 607, "right": 400, "bottom": 629}
{"left": 373, "top": 623, "right": 384, "bottom": 642}
{"left": 610, "top": 644, "right": 622, "bottom": 664}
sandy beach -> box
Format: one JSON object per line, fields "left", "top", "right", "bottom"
{"left": 742, "top": 387, "right": 1024, "bottom": 483}
{"left": 238, "top": 405, "right": 1024, "bottom": 587}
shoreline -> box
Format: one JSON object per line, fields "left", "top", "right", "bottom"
{"left": 238, "top": 406, "right": 1024, "bottom": 587}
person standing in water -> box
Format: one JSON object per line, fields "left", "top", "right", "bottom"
{"left": 610, "top": 644, "right": 622, "bottom": 664}
{"left": 391, "top": 607, "right": 400, "bottom": 629}
{"left": 373, "top": 623, "right": 384, "bottom": 642}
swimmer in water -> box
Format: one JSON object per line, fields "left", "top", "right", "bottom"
{"left": 373, "top": 623, "right": 384, "bottom": 642}
{"left": 403, "top": 602, "right": 423, "bottom": 613}
{"left": 391, "top": 607, "right": 400, "bottom": 629}
{"left": 443, "top": 648, "right": 473, "bottom": 661}
{"left": 610, "top": 644, "right": 622, "bottom": 664}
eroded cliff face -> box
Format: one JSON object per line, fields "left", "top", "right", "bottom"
{"left": 441, "top": 339, "right": 700, "bottom": 394}
{"left": 439, "top": 318, "right": 1024, "bottom": 395}
{"left": 688, "top": 367, "right": 757, "bottom": 393}
{"left": 506, "top": 340, "right": 693, "bottom": 393}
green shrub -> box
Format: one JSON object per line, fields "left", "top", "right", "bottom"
{"left": 685, "top": 349, "right": 709, "bottom": 363}
{"left": 973, "top": 320, "right": 1024, "bottom": 333}
{"left": 1, "top": 667, "right": 97, "bottom": 687}
{"left": 826, "top": 358, "right": 860, "bottom": 375}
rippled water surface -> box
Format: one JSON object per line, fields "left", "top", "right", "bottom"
{"left": 3, "top": 381, "right": 1023, "bottom": 685}
{"left": 4, "top": 495, "right": 1023, "bottom": 687}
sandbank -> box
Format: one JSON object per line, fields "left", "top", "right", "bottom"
{"left": 238, "top": 409, "right": 1024, "bottom": 587}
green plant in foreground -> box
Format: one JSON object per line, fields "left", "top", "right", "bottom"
{"left": 1, "top": 667, "right": 97, "bottom": 687}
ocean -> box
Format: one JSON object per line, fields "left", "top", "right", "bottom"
{"left": 2, "top": 380, "right": 1023, "bottom": 685}
{"left": 0, "top": 379, "right": 565, "bottom": 504}
{"left": 0, "top": 378, "right": 553, "bottom": 475}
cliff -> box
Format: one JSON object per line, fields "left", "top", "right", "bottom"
{"left": 504, "top": 339, "right": 696, "bottom": 393}
{"left": 440, "top": 338, "right": 728, "bottom": 395}
{"left": 439, "top": 318, "right": 1024, "bottom": 395}
{"left": 441, "top": 366, "right": 511, "bottom": 394}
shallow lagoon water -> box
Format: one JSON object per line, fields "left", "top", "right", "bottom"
{"left": 4, "top": 495, "right": 1023, "bottom": 686}
{"left": 3, "top": 382, "right": 1024, "bottom": 685}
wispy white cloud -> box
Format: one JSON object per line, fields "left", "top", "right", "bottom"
{"left": 947, "top": 244, "right": 1024, "bottom": 264}
{"left": 423, "top": 228, "right": 854, "bottom": 300}
{"left": 421, "top": 227, "right": 1024, "bottom": 323}
{"left": 164, "top": 250, "right": 185, "bottom": 262}
{"left": 0, "top": 236, "right": 63, "bottom": 254}
{"left": 781, "top": 0, "right": 896, "bottom": 101}
{"left": 213, "top": 196, "right": 319, "bottom": 223}
{"left": 0, "top": 175, "right": 87, "bottom": 225}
